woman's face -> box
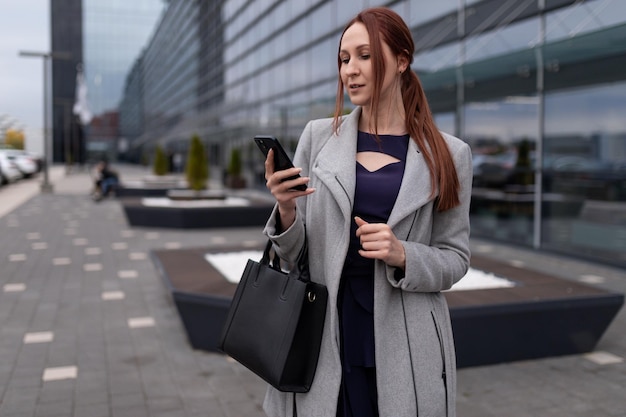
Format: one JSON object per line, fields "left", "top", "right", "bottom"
{"left": 339, "top": 22, "right": 402, "bottom": 109}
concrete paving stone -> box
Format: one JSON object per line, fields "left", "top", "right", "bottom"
{"left": 111, "top": 405, "right": 150, "bottom": 417}
{"left": 184, "top": 399, "right": 226, "bottom": 416}
{"left": 8, "top": 372, "right": 44, "bottom": 390}
{"left": 38, "top": 379, "right": 76, "bottom": 402}
{"left": 0, "top": 386, "right": 39, "bottom": 412}
{"left": 108, "top": 378, "right": 144, "bottom": 396}
{"left": 110, "top": 392, "right": 146, "bottom": 409}
{"left": 146, "top": 396, "right": 184, "bottom": 413}
{"left": 223, "top": 400, "right": 266, "bottom": 417}
{"left": 73, "top": 402, "right": 111, "bottom": 417}
{"left": 149, "top": 411, "right": 188, "bottom": 417}
{"left": 34, "top": 400, "right": 73, "bottom": 416}
{"left": 73, "top": 389, "right": 110, "bottom": 407}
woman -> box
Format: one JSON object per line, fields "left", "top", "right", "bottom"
{"left": 263, "top": 7, "right": 472, "bottom": 417}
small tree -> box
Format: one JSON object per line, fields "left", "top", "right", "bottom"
{"left": 514, "top": 139, "right": 534, "bottom": 186}
{"left": 185, "top": 134, "right": 208, "bottom": 191}
{"left": 153, "top": 145, "right": 169, "bottom": 175}
{"left": 226, "top": 147, "right": 246, "bottom": 188}
{"left": 4, "top": 129, "right": 25, "bottom": 149}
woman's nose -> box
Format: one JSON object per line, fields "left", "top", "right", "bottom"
{"left": 345, "top": 61, "right": 359, "bottom": 76}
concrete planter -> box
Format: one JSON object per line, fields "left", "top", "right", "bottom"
{"left": 152, "top": 247, "right": 624, "bottom": 366}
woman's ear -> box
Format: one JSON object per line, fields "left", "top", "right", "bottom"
{"left": 397, "top": 53, "right": 409, "bottom": 74}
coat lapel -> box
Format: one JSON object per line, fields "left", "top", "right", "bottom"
{"left": 387, "top": 137, "right": 434, "bottom": 229}
{"left": 312, "top": 109, "right": 360, "bottom": 220}
{"left": 312, "top": 107, "right": 434, "bottom": 230}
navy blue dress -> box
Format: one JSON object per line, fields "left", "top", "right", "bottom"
{"left": 337, "top": 131, "right": 409, "bottom": 417}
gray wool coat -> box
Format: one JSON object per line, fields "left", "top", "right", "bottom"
{"left": 263, "top": 108, "right": 473, "bottom": 417}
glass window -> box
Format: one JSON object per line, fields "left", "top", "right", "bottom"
{"left": 311, "top": 37, "right": 335, "bottom": 83}
{"left": 434, "top": 112, "right": 455, "bottom": 136}
{"left": 337, "top": 0, "right": 366, "bottom": 27}
{"left": 542, "top": 82, "right": 626, "bottom": 266}
{"left": 291, "top": 0, "right": 311, "bottom": 18}
{"left": 409, "top": 0, "right": 457, "bottom": 27}
{"left": 465, "top": 97, "right": 539, "bottom": 246}
{"left": 546, "top": 0, "right": 626, "bottom": 43}
{"left": 310, "top": 2, "right": 334, "bottom": 40}
{"left": 465, "top": 18, "right": 540, "bottom": 64}
{"left": 288, "top": 18, "right": 309, "bottom": 51}
{"left": 414, "top": 43, "right": 459, "bottom": 72}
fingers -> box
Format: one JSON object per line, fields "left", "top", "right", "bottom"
{"left": 354, "top": 216, "right": 405, "bottom": 268}
{"left": 264, "top": 149, "right": 275, "bottom": 179}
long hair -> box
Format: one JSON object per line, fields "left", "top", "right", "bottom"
{"left": 333, "top": 7, "right": 460, "bottom": 211}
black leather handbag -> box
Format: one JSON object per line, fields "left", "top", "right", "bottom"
{"left": 218, "top": 238, "right": 328, "bottom": 393}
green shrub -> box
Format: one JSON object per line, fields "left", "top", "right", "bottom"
{"left": 185, "top": 135, "right": 209, "bottom": 191}
{"left": 153, "top": 145, "right": 169, "bottom": 175}
{"left": 227, "top": 148, "right": 242, "bottom": 177}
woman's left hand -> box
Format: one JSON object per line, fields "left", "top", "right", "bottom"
{"left": 355, "top": 216, "right": 406, "bottom": 269}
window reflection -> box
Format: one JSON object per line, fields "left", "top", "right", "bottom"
{"left": 465, "top": 98, "right": 538, "bottom": 245}
{"left": 408, "top": 0, "right": 456, "bottom": 27}
{"left": 542, "top": 82, "right": 626, "bottom": 265}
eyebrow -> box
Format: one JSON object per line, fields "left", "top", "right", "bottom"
{"left": 339, "top": 44, "right": 370, "bottom": 54}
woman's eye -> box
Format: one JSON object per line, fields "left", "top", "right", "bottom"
{"left": 361, "top": 54, "right": 370, "bottom": 60}
{"left": 341, "top": 58, "right": 350, "bottom": 64}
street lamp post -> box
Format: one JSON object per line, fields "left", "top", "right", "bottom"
{"left": 18, "top": 50, "right": 72, "bottom": 193}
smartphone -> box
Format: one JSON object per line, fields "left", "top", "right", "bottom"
{"left": 254, "top": 135, "right": 307, "bottom": 191}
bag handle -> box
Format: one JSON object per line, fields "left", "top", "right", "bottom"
{"left": 262, "top": 237, "right": 310, "bottom": 283}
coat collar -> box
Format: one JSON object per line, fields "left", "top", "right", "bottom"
{"left": 313, "top": 107, "right": 434, "bottom": 228}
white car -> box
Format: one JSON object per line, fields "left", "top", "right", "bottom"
{"left": 0, "top": 151, "right": 23, "bottom": 184}
{"left": 0, "top": 150, "right": 38, "bottom": 178}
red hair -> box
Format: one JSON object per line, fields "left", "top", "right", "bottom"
{"left": 333, "top": 7, "right": 460, "bottom": 211}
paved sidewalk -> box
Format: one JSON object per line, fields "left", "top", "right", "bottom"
{"left": 0, "top": 165, "right": 624, "bottom": 417}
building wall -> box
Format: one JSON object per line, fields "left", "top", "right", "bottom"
{"left": 118, "top": 0, "right": 626, "bottom": 267}
{"left": 50, "top": 0, "right": 83, "bottom": 163}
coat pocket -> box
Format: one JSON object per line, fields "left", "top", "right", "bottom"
{"left": 431, "top": 310, "right": 449, "bottom": 414}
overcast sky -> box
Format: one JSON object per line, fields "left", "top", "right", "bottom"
{"left": 0, "top": 0, "right": 49, "bottom": 152}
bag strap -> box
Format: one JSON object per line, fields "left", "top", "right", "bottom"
{"left": 261, "top": 239, "right": 283, "bottom": 272}
{"left": 262, "top": 235, "right": 310, "bottom": 283}
{"left": 291, "top": 238, "right": 309, "bottom": 283}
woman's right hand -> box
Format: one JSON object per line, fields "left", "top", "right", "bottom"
{"left": 265, "top": 149, "right": 314, "bottom": 230}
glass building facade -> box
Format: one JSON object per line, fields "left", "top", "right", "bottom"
{"left": 50, "top": 0, "right": 165, "bottom": 163}
{"left": 53, "top": 0, "right": 626, "bottom": 267}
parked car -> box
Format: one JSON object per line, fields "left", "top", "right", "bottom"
{"left": 0, "top": 150, "right": 39, "bottom": 178}
{"left": 0, "top": 151, "right": 23, "bottom": 184}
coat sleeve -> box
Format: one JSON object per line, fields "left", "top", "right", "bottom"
{"left": 385, "top": 141, "right": 473, "bottom": 292}
{"left": 262, "top": 121, "right": 315, "bottom": 264}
